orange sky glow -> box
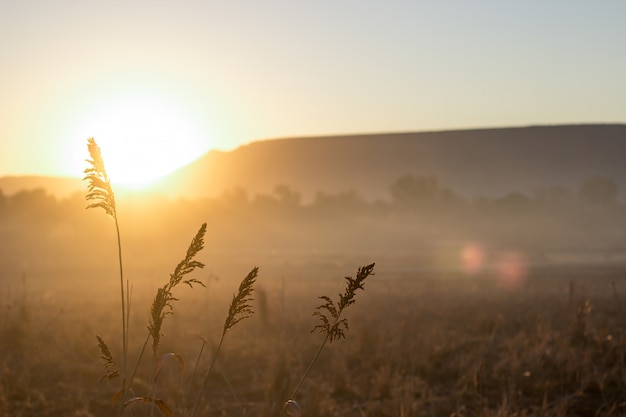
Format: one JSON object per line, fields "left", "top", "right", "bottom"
{"left": 2, "top": 1, "right": 625, "bottom": 184}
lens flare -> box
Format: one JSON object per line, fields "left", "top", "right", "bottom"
{"left": 494, "top": 251, "right": 528, "bottom": 290}
{"left": 461, "top": 243, "right": 486, "bottom": 275}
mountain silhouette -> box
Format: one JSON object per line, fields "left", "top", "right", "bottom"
{"left": 156, "top": 124, "right": 626, "bottom": 200}
{"left": 2, "top": 124, "right": 626, "bottom": 200}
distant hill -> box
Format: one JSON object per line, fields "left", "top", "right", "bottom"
{"left": 156, "top": 124, "right": 626, "bottom": 201}
{"left": 3, "top": 124, "right": 626, "bottom": 201}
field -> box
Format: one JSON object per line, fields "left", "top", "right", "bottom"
{"left": 3, "top": 139, "right": 626, "bottom": 416}
{"left": 2, "top": 259, "right": 626, "bottom": 417}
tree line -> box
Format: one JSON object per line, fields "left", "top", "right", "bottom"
{"left": 1, "top": 173, "right": 626, "bottom": 284}
{"left": 0, "top": 173, "right": 622, "bottom": 217}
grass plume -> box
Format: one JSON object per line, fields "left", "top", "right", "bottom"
{"left": 83, "top": 137, "right": 128, "bottom": 416}
{"left": 96, "top": 335, "right": 120, "bottom": 382}
{"left": 191, "top": 267, "right": 258, "bottom": 417}
{"left": 84, "top": 137, "right": 116, "bottom": 217}
{"left": 122, "top": 224, "right": 207, "bottom": 416}
{"left": 283, "top": 262, "right": 375, "bottom": 413}
{"left": 223, "top": 267, "right": 257, "bottom": 334}
{"left": 312, "top": 263, "right": 374, "bottom": 342}
{"left": 148, "top": 223, "right": 207, "bottom": 356}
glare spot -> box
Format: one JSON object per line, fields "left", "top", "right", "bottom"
{"left": 495, "top": 251, "right": 528, "bottom": 290}
{"left": 461, "top": 243, "right": 486, "bottom": 275}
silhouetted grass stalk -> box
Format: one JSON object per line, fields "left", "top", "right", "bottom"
{"left": 280, "top": 263, "right": 375, "bottom": 416}
{"left": 190, "top": 267, "right": 258, "bottom": 417}
{"left": 83, "top": 138, "right": 128, "bottom": 417}
{"left": 85, "top": 138, "right": 209, "bottom": 416}
{"left": 145, "top": 223, "right": 206, "bottom": 417}
{"left": 114, "top": 222, "right": 207, "bottom": 416}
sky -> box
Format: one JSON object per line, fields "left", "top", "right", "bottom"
{"left": 1, "top": 1, "right": 626, "bottom": 183}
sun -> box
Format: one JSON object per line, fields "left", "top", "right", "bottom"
{"left": 73, "top": 93, "right": 209, "bottom": 188}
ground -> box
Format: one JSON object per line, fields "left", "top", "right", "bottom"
{"left": 2, "top": 262, "right": 626, "bottom": 417}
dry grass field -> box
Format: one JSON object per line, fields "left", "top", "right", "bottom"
{"left": 3, "top": 139, "right": 626, "bottom": 417}
{"left": 2, "top": 260, "right": 626, "bottom": 417}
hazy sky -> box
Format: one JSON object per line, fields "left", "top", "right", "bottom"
{"left": 2, "top": 1, "right": 625, "bottom": 181}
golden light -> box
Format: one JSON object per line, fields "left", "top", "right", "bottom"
{"left": 72, "top": 92, "right": 209, "bottom": 188}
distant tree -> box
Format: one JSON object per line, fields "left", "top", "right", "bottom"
{"left": 578, "top": 176, "right": 618, "bottom": 207}
{"left": 273, "top": 184, "right": 301, "bottom": 207}
{"left": 251, "top": 184, "right": 302, "bottom": 217}
{"left": 391, "top": 175, "right": 436, "bottom": 206}
{"left": 389, "top": 174, "right": 460, "bottom": 210}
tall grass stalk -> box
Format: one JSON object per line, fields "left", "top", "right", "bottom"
{"left": 280, "top": 263, "right": 375, "bottom": 416}
{"left": 83, "top": 138, "right": 128, "bottom": 416}
{"left": 115, "top": 223, "right": 206, "bottom": 416}
{"left": 190, "top": 267, "right": 258, "bottom": 417}
{"left": 85, "top": 138, "right": 209, "bottom": 416}
{"left": 146, "top": 223, "right": 207, "bottom": 417}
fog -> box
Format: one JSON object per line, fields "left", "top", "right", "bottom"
{"left": 2, "top": 173, "right": 625, "bottom": 295}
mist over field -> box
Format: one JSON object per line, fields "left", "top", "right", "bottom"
{"left": 3, "top": 125, "right": 626, "bottom": 291}
{"left": 2, "top": 168, "right": 626, "bottom": 291}
{"left": 4, "top": 126, "right": 626, "bottom": 416}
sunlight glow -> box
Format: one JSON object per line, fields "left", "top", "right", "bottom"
{"left": 72, "top": 93, "right": 209, "bottom": 188}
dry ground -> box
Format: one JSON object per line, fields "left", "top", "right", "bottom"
{"left": 2, "top": 262, "right": 626, "bottom": 417}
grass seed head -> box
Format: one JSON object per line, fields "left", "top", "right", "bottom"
{"left": 96, "top": 335, "right": 120, "bottom": 382}
{"left": 223, "top": 267, "right": 258, "bottom": 334}
{"left": 148, "top": 223, "right": 207, "bottom": 356}
{"left": 312, "top": 262, "right": 375, "bottom": 342}
{"left": 83, "top": 138, "right": 117, "bottom": 217}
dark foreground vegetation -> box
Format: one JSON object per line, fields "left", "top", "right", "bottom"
{"left": 2, "top": 264, "right": 626, "bottom": 416}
